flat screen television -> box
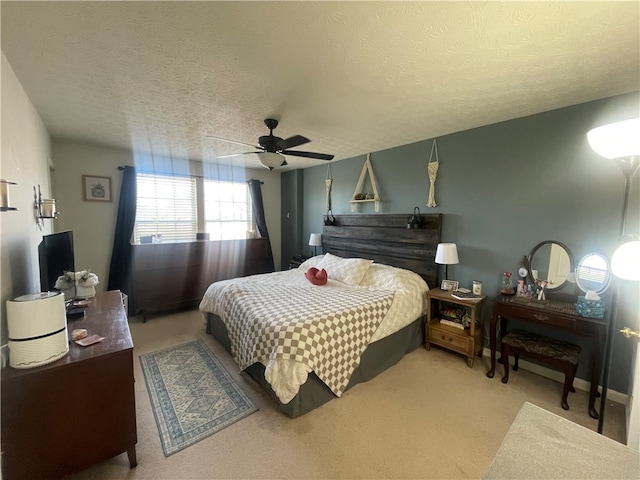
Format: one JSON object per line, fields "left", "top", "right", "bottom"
{"left": 39, "top": 231, "right": 75, "bottom": 292}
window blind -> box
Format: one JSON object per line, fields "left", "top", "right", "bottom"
{"left": 576, "top": 266, "right": 608, "bottom": 285}
{"left": 134, "top": 173, "right": 197, "bottom": 242}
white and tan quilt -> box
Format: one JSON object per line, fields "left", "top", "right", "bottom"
{"left": 199, "top": 255, "right": 428, "bottom": 404}
{"left": 218, "top": 282, "right": 393, "bottom": 396}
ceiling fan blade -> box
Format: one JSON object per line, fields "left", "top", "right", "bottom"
{"left": 281, "top": 150, "right": 334, "bottom": 161}
{"left": 207, "top": 135, "right": 260, "bottom": 150}
{"left": 216, "top": 151, "right": 261, "bottom": 159}
{"left": 276, "top": 135, "right": 310, "bottom": 150}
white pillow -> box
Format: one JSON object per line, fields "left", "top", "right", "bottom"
{"left": 317, "top": 253, "right": 373, "bottom": 285}
{"left": 298, "top": 255, "right": 326, "bottom": 270}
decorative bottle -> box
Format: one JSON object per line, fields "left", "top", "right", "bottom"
{"left": 500, "top": 272, "right": 514, "bottom": 294}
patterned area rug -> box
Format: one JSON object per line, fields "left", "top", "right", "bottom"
{"left": 139, "top": 339, "right": 258, "bottom": 456}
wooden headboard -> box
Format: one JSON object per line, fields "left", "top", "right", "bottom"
{"left": 322, "top": 214, "right": 442, "bottom": 288}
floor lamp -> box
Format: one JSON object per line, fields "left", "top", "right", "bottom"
{"left": 587, "top": 117, "right": 640, "bottom": 434}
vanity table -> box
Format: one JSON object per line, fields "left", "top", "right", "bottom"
{"left": 486, "top": 240, "right": 611, "bottom": 420}
{"left": 486, "top": 294, "right": 606, "bottom": 419}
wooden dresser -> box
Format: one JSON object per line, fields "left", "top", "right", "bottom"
{"left": 132, "top": 238, "right": 272, "bottom": 320}
{"left": 1, "top": 290, "right": 137, "bottom": 479}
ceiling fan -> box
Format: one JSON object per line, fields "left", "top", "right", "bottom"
{"left": 208, "top": 118, "right": 334, "bottom": 170}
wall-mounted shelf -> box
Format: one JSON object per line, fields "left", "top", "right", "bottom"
{"left": 350, "top": 154, "right": 380, "bottom": 212}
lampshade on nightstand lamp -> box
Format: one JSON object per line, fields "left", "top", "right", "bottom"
{"left": 309, "top": 233, "right": 322, "bottom": 256}
{"left": 435, "top": 243, "right": 459, "bottom": 280}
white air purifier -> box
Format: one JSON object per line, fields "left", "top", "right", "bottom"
{"left": 7, "top": 291, "right": 69, "bottom": 369}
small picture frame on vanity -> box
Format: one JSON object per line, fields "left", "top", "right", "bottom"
{"left": 441, "top": 280, "right": 459, "bottom": 291}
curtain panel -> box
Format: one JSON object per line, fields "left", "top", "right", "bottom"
{"left": 248, "top": 179, "right": 275, "bottom": 272}
{"left": 107, "top": 166, "right": 137, "bottom": 308}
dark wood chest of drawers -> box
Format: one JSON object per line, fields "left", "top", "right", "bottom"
{"left": 1, "top": 291, "right": 137, "bottom": 479}
{"left": 132, "top": 238, "right": 271, "bottom": 320}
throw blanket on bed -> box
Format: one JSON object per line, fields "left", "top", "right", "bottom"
{"left": 218, "top": 282, "right": 394, "bottom": 397}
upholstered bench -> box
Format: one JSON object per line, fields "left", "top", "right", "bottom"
{"left": 501, "top": 329, "right": 581, "bottom": 411}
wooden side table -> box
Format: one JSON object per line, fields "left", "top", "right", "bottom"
{"left": 1, "top": 290, "right": 137, "bottom": 479}
{"left": 425, "top": 288, "right": 487, "bottom": 367}
{"left": 288, "top": 255, "right": 309, "bottom": 269}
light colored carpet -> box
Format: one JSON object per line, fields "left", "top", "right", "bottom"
{"left": 484, "top": 402, "right": 640, "bottom": 480}
{"left": 70, "top": 308, "right": 627, "bottom": 480}
{"left": 139, "top": 340, "right": 258, "bottom": 456}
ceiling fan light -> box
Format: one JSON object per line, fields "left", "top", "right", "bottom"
{"left": 257, "top": 152, "right": 285, "bottom": 170}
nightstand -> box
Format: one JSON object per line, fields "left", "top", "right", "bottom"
{"left": 288, "top": 255, "right": 309, "bottom": 269}
{"left": 425, "top": 288, "right": 487, "bottom": 367}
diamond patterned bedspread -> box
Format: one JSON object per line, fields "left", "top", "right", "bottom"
{"left": 218, "top": 282, "right": 394, "bottom": 397}
{"left": 200, "top": 258, "right": 428, "bottom": 404}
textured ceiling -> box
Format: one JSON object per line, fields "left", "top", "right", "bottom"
{"left": 2, "top": 1, "right": 639, "bottom": 171}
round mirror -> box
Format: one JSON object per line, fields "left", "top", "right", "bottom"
{"left": 528, "top": 240, "right": 574, "bottom": 290}
{"left": 575, "top": 252, "right": 610, "bottom": 295}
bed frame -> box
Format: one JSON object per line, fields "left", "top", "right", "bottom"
{"left": 322, "top": 213, "right": 442, "bottom": 288}
{"left": 206, "top": 213, "right": 443, "bottom": 417}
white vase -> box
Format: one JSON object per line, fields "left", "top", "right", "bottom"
{"left": 75, "top": 285, "right": 96, "bottom": 299}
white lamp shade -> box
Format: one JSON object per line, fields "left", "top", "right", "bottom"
{"left": 611, "top": 240, "right": 640, "bottom": 281}
{"left": 587, "top": 118, "right": 640, "bottom": 159}
{"left": 257, "top": 152, "right": 286, "bottom": 170}
{"left": 435, "top": 243, "right": 459, "bottom": 265}
{"left": 309, "top": 233, "right": 322, "bottom": 247}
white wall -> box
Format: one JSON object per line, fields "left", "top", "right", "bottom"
{"left": 0, "top": 53, "right": 53, "bottom": 343}
{"left": 52, "top": 140, "right": 282, "bottom": 295}
{"left": 52, "top": 142, "right": 132, "bottom": 293}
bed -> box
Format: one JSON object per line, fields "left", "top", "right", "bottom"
{"left": 199, "top": 214, "right": 442, "bottom": 417}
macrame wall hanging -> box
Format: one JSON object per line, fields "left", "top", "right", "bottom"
{"left": 426, "top": 139, "right": 440, "bottom": 208}
{"left": 325, "top": 164, "right": 333, "bottom": 211}
{"left": 350, "top": 153, "right": 380, "bottom": 212}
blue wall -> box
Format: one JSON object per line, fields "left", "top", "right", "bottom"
{"left": 283, "top": 91, "right": 639, "bottom": 392}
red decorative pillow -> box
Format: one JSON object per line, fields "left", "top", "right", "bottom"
{"left": 305, "top": 267, "right": 328, "bottom": 286}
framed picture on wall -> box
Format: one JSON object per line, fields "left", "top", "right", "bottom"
{"left": 82, "top": 175, "right": 112, "bottom": 202}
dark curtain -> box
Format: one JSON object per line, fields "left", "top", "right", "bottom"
{"left": 248, "top": 179, "right": 275, "bottom": 272}
{"left": 107, "top": 166, "right": 137, "bottom": 308}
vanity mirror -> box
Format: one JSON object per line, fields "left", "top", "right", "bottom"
{"left": 575, "top": 252, "right": 611, "bottom": 295}
{"left": 528, "top": 240, "right": 574, "bottom": 290}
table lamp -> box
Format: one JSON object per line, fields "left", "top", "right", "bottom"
{"left": 435, "top": 243, "right": 459, "bottom": 281}
{"left": 309, "top": 233, "right": 322, "bottom": 256}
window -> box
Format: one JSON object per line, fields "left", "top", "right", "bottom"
{"left": 134, "top": 173, "right": 253, "bottom": 243}
{"left": 204, "top": 179, "right": 253, "bottom": 240}
{"left": 134, "top": 173, "right": 197, "bottom": 243}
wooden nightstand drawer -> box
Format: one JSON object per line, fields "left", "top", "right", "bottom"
{"left": 428, "top": 322, "right": 469, "bottom": 352}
